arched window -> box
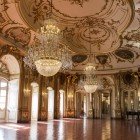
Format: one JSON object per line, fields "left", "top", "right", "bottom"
{"left": 0, "top": 78, "right": 8, "bottom": 110}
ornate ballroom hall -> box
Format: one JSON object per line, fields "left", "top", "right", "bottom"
{"left": 0, "top": 0, "right": 140, "bottom": 140}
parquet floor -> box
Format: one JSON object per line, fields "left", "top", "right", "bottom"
{"left": 0, "top": 119, "right": 140, "bottom": 140}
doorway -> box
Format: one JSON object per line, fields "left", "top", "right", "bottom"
{"left": 59, "top": 89, "right": 64, "bottom": 118}
{"left": 47, "top": 87, "right": 54, "bottom": 120}
{"left": 101, "top": 92, "right": 111, "bottom": 119}
{"left": 1, "top": 54, "right": 20, "bottom": 123}
{"left": 31, "top": 83, "right": 39, "bottom": 121}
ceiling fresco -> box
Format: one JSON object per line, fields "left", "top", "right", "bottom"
{"left": 0, "top": 0, "right": 140, "bottom": 74}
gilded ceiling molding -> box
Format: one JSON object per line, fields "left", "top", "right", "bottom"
{"left": 17, "top": 0, "right": 133, "bottom": 28}
{"left": 123, "top": 27, "right": 140, "bottom": 43}
{"left": 0, "top": 0, "right": 139, "bottom": 73}
{"left": 62, "top": 17, "right": 121, "bottom": 53}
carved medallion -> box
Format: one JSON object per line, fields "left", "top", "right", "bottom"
{"left": 115, "top": 49, "right": 134, "bottom": 60}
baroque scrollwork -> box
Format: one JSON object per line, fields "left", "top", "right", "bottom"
{"left": 63, "top": 0, "right": 89, "bottom": 7}
{"left": 62, "top": 17, "right": 120, "bottom": 53}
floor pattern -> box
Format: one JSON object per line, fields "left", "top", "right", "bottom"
{"left": 0, "top": 119, "right": 140, "bottom": 140}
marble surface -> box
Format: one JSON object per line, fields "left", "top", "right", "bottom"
{"left": 0, "top": 119, "right": 140, "bottom": 140}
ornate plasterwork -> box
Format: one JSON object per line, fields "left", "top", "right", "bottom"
{"left": 5, "top": 27, "right": 31, "bottom": 46}
{"left": 0, "top": 0, "right": 32, "bottom": 55}
{"left": 62, "top": 17, "right": 120, "bottom": 53}
{"left": 63, "top": 0, "right": 89, "bottom": 7}
{"left": 17, "top": 0, "right": 133, "bottom": 54}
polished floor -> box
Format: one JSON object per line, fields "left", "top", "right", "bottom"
{"left": 0, "top": 119, "right": 140, "bottom": 140}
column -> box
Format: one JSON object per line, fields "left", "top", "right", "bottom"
{"left": 127, "top": 91, "right": 131, "bottom": 111}
{"left": 111, "top": 87, "right": 116, "bottom": 118}
{"left": 47, "top": 88, "right": 54, "bottom": 120}
{"left": 134, "top": 90, "right": 138, "bottom": 111}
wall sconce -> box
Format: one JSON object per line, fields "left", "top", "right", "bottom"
{"left": 42, "top": 92, "right": 47, "bottom": 97}
{"left": 68, "top": 94, "right": 73, "bottom": 99}
{"left": 24, "top": 89, "right": 31, "bottom": 97}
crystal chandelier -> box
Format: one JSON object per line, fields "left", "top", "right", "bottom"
{"left": 24, "top": 35, "right": 72, "bottom": 77}
{"left": 24, "top": 0, "right": 72, "bottom": 77}
{"left": 84, "top": 25, "right": 98, "bottom": 94}
{"left": 84, "top": 26, "right": 95, "bottom": 75}
{"left": 84, "top": 75, "right": 98, "bottom": 94}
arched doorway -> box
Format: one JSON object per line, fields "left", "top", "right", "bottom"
{"left": 94, "top": 76, "right": 115, "bottom": 119}
{"left": 47, "top": 87, "right": 54, "bottom": 120}
{"left": 101, "top": 90, "right": 111, "bottom": 119}
{"left": 59, "top": 89, "right": 64, "bottom": 118}
{"left": 0, "top": 77, "right": 8, "bottom": 122}
{"left": 31, "top": 82, "right": 39, "bottom": 121}
{"left": 75, "top": 90, "right": 88, "bottom": 118}
{"left": 0, "top": 54, "right": 20, "bottom": 123}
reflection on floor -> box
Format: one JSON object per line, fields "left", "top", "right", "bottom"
{"left": 0, "top": 119, "right": 140, "bottom": 140}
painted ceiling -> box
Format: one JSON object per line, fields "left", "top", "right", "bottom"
{"left": 0, "top": 0, "right": 140, "bottom": 74}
